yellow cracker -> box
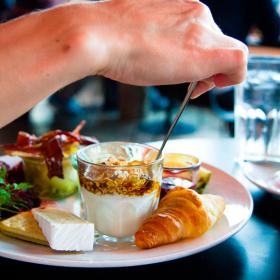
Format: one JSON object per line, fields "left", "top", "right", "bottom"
{"left": 0, "top": 211, "right": 48, "bottom": 246}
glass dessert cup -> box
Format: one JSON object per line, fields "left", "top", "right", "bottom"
{"left": 161, "top": 153, "right": 201, "bottom": 198}
{"left": 77, "top": 142, "right": 163, "bottom": 244}
{"left": 22, "top": 156, "right": 80, "bottom": 200}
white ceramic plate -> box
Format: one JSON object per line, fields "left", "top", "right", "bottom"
{"left": 242, "top": 161, "right": 280, "bottom": 196}
{"left": 0, "top": 163, "right": 253, "bottom": 267}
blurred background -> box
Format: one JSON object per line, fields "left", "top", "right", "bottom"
{"left": 0, "top": 0, "right": 279, "bottom": 143}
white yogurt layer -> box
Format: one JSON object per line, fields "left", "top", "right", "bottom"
{"left": 81, "top": 188, "right": 158, "bottom": 238}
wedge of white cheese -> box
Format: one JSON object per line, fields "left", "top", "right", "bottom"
{"left": 32, "top": 207, "right": 95, "bottom": 251}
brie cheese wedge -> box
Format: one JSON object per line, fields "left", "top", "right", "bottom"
{"left": 32, "top": 207, "right": 95, "bottom": 251}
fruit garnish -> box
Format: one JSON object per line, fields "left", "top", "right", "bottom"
{"left": 195, "top": 167, "right": 212, "bottom": 194}
{"left": 1, "top": 121, "right": 98, "bottom": 179}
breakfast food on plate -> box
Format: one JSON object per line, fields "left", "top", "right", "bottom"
{"left": 161, "top": 153, "right": 212, "bottom": 198}
{"left": 135, "top": 187, "right": 225, "bottom": 249}
{"left": 32, "top": 207, "right": 95, "bottom": 251}
{"left": 79, "top": 157, "right": 161, "bottom": 238}
{"left": 0, "top": 165, "right": 40, "bottom": 219}
{"left": 0, "top": 129, "right": 222, "bottom": 251}
{"left": 196, "top": 166, "right": 212, "bottom": 194}
{"left": 160, "top": 166, "right": 212, "bottom": 198}
{"left": 0, "top": 211, "right": 48, "bottom": 245}
{"left": 1, "top": 121, "right": 98, "bottom": 199}
{"left": 0, "top": 155, "right": 25, "bottom": 183}
{"left": 77, "top": 142, "right": 163, "bottom": 239}
{"left": 0, "top": 207, "right": 95, "bottom": 251}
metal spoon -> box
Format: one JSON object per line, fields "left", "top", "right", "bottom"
{"left": 156, "top": 81, "right": 198, "bottom": 160}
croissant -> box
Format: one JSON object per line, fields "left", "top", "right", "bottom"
{"left": 135, "top": 187, "right": 225, "bottom": 249}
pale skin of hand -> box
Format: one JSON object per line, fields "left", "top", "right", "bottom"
{"left": 0, "top": 0, "right": 248, "bottom": 128}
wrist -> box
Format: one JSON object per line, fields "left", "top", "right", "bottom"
{"left": 56, "top": 2, "right": 111, "bottom": 78}
{"left": 29, "top": 2, "right": 112, "bottom": 83}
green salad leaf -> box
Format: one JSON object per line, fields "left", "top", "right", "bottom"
{"left": 0, "top": 166, "right": 36, "bottom": 215}
{"left": 0, "top": 167, "right": 7, "bottom": 180}
{"left": 13, "top": 182, "right": 33, "bottom": 190}
{"left": 0, "top": 189, "right": 11, "bottom": 205}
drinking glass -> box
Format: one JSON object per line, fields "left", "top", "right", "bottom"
{"left": 77, "top": 142, "right": 163, "bottom": 243}
{"left": 234, "top": 56, "right": 280, "bottom": 192}
{"left": 235, "top": 56, "right": 280, "bottom": 162}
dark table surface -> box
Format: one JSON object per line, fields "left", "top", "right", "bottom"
{"left": 0, "top": 138, "right": 279, "bottom": 279}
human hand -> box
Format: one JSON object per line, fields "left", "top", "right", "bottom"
{"left": 0, "top": 0, "right": 248, "bottom": 127}
{"left": 87, "top": 0, "right": 248, "bottom": 97}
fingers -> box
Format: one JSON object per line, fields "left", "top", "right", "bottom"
{"left": 191, "top": 44, "right": 247, "bottom": 99}
{"left": 198, "top": 33, "right": 248, "bottom": 87}
{"left": 185, "top": 4, "right": 248, "bottom": 89}
{"left": 191, "top": 78, "right": 215, "bottom": 98}
{"left": 213, "top": 73, "right": 242, "bottom": 88}
{"left": 214, "top": 45, "right": 248, "bottom": 87}
{"left": 191, "top": 43, "right": 247, "bottom": 99}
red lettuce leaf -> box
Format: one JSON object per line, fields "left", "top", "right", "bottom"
{"left": 43, "top": 136, "right": 64, "bottom": 179}
{"left": 0, "top": 121, "right": 98, "bottom": 179}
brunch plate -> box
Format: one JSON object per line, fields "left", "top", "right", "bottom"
{"left": 0, "top": 163, "right": 253, "bottom": 267}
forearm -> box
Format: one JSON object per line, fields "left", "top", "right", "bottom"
{"left": 0, "top": 3, "right": 105, "bottom": 128}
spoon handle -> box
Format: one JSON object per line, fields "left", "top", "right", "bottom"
{"left": 156, "top": 81, "right": 198, "bottom": 160}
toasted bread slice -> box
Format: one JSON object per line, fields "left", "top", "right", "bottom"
{"left": 0, "top": 211, "right": 48, "bottom": 246}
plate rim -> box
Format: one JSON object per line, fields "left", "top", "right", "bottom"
{"left": 242, "top": 162, "right": 280, "bottom": 196}
{"left": 245, "top": 173, "right": 280, "bottom": 196}
{"left": 0, "top": 162, "right": 253, "bottom": 268}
